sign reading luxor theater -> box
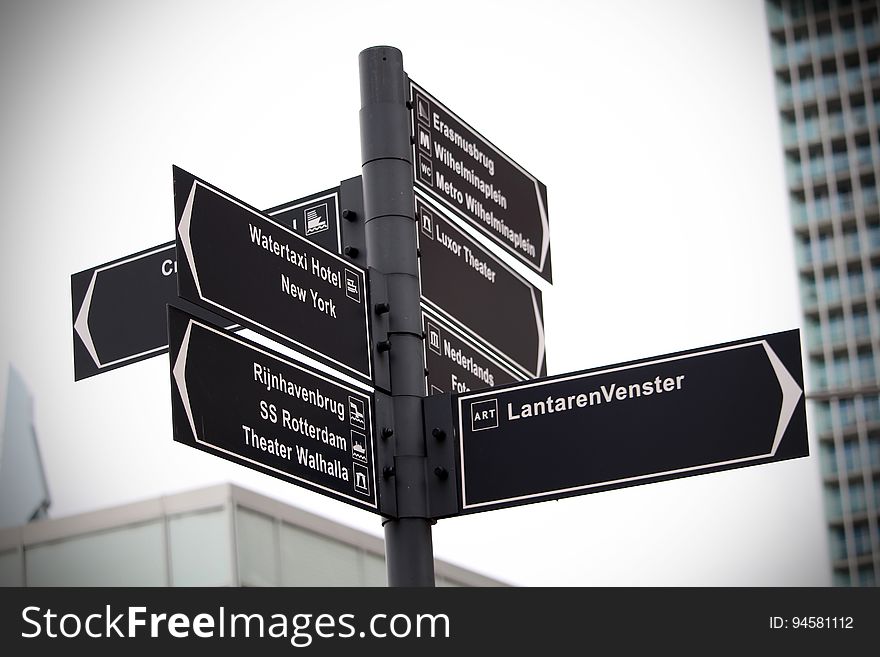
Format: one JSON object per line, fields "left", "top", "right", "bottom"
{"left": 450, "top": 330, "right": 808, "bottom": 514}
{"left": 417, "top": 193, "right": 545, "bottom": 379}
{"left": 169, "top": 306, "right": 379, "bottom": 512}
{"left": 173, "top": 167, "right": 372, "bottom": 382}
{"left": 410, "top": 80, "right": 552, "bottom": 283}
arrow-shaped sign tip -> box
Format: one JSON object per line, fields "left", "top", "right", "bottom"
{"left": 172, "top": 320, "right": 199, "bottom": 442}
{"left": 762, "top": 341, "right": 803, "bottom": 457}
{"left": 73, "top": 272, "right": 102, "bottom": 368}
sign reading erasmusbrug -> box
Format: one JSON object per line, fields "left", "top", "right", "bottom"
{"left": 410, "top": 80, "right": 552, "bottom": 283}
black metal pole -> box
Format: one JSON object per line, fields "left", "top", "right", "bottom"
{"left": 358, "top": 46, "right": 435, "bottom": 587}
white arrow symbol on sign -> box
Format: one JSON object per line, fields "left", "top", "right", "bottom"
{"left": 73, "top": 271, "right": 101, "bottom": 368}
{"left": 762, "top": 341, "right": 803, "bottom": 457}
{"left": 177, "top": 181, "right": 202, "bottom": 297}
{"left": 172, "top": 320, "right": 198, "bottom": 441}
{"left": 531, "top": 287, "right": 545, "bottom": 377}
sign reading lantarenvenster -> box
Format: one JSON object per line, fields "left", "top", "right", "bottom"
{"left": 448, "top": 330, "right": 808, "bottom": 515}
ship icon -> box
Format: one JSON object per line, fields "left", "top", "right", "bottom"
{"left": 351, "top": 430, "right": 368, "bottom": 463}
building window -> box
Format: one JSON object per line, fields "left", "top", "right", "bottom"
{"left": 24, "top": 521, "right": 166, "bottom": 586}
{"left": 168, "top": 509, "right": 233, "bottom": 586}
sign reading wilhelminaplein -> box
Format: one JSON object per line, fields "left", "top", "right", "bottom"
{"left": 410, "top": 80, "right": 552, "bottom": 283}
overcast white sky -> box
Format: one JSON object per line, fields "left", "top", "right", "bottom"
{"left": 0, "top": 0, "right": 831, "bottom": 585}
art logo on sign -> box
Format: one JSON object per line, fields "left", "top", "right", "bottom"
{"left": 470, "top": 399, "right": 499, "bottom": 432}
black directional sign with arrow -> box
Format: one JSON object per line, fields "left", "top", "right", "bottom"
{"left": 417, "top": 193, "right": 545, "bottom": 379}
{"left": 428, "top": 329, "right": 808, "bottom": 516}
{"left": 173, "top": 166, "right": 372, "bottom": 382}
{"left": 410, "top": 79, "right": 552, "bottom": 283}
{"left": 71, "top": 186, "right": 346, "bottom": 381}
{"left": 169, "top": 306, "right": 381, "bottom": 513}
{"left": 70, "top": 242, "right": 241, "bottom": 381}
{"left": 70, "top": 46, "right": 814, "bottom": 589}
{"left": 422, "top": 306, "right": 525, "bottom": 395}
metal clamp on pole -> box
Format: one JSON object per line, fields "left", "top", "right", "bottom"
{"left": 359, "top": 45, "right": 435, "bottom": 587}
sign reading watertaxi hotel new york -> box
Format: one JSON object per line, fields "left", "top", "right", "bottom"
{"left": 169, "top": 306, "right": 378, "bottom": 512}
{"left": 173, "top": 166, "right": 372, "bottom": 382}
{"left": 71, "top": 186, "right": 343, "bottom": 381}
{"left": 454, "top": 330, "right": 809, "bottom": 514}
{"left": 410, "top": 80, "right": 552, "bottom": 283}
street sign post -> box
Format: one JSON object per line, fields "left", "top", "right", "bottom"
{"left": 168, "top": 306, "right": 381, "bottom": 513}
{"left": 417, "top": 193, "right": 545, "bottom": 379}
{"left": 67, "top": 45, "right": 816, "bottom": 592}
{"left": 410, "top": 79, "right": 552, "bottom": 283}
{"left": 429, "top": 330, "right": 808, "bottom": 515}
{"left": 173, "top": 166, "right": 372, "bottom": 382}
{"left": 422, "top": 306, "right": 525, "bottom": 395}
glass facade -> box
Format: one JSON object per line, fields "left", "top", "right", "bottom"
{"left": 0, "top": 366, "right": 51, "bottom": 528}
{"left": 767, "top": 0, "right": 880, "bottom": 586}
{"left": 0, "top": 484, "right": 500, "bottom": 587}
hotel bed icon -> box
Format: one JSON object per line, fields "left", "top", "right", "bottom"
{"left": 344, "top": 269, "right": 361, "bottom": 303}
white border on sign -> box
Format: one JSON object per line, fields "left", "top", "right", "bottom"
{"left": 267, "top": 191, "right": 342, "bottom": 254}
{"left": 74, "top": 244, "right": 177, "bottom": 369}
{"left": 409, "top": 80, "right": 550, "bottom": 279}
{"left": 173, "top": 316, "right": 378, "bottom": 510}
{"left": 457, "top": 339, "right": 803, "bottom": 510}
{"left": 415, "top": 190, "right": 544, "bottom": 379}
{"left": 420, "top": 306, "right": 528, "bottom": 392}
{"left": 178, "top": 179, "right": 373, "bottom": 383}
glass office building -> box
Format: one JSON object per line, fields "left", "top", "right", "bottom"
{"left": 767, "top": 0, "right": 879, "bottom": 586}
{"left": 0, "top": 483, "right": 504, "bottom": 587}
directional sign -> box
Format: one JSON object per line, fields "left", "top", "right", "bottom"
{"left": 173, "top": 166, "right": 372, "bottom": 382}
{"left": 169, "top": 306, "right": 380, "bottom": 513}
{"left": 417, "top": 192, "right": 545, "bottom": 379}
{"left": 72, "top": 187, "right": 345, "bottom": 381}
{"left": 71, "top": 242, "right": 239, "bottom": 380}
{"left": 410, "top": 79, "right": 552, "bottom": 283}
{"left": 443, "top": 330, "right": 807, "bottom": 515}
{"left": 422, "top": 307, "right": 525, "bottom": 395}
